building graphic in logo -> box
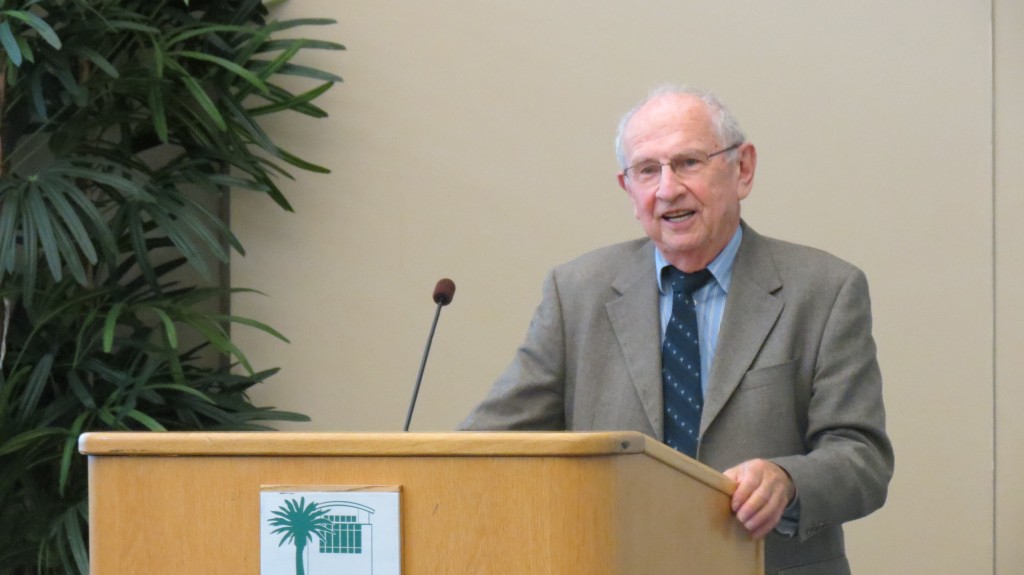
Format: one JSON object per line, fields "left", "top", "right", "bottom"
{"left": 260, "top": 489, "right": 400, "bottom": 575}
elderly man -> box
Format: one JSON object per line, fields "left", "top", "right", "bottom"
{"left": 460, "top": 86, "right": 893, "bottom": 575}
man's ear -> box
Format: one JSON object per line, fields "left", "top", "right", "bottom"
{"left": 737, "top": 143, "right": 757, "bottom": 200}
{"left": 617, "top": 173, "right": 640, "bottom": 218}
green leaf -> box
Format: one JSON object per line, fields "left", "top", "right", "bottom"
{"left": 265, "top": 18, "right": 339, "bottom": 32}
{"left": 41, "top": 171, "right": 118, "bottom": 262}
{"left": 171, "top": 193, "right": 232, "bottom": 261}
{"left": 37, "top": 176, "right": 100, "bottom": 265}
{"left": 16, "top": 33, "right": 34, "bottom": 63}
{"left": 250, "top": 60, "right": 343, "bottom": 83}
{"left": 147, "top": 306, "right": 179, "bottom": 349}
{"left": 0, "top": 182, "right": 22, "bottom": 273}
{"left": 172, "top": 50, "right": 269, "bottom": 94}
{"left": 277, "top": 146, "right": 330, "bottom": 174}
{"left": 0, "top": 427, "right": 65, "bottom": 456}
{"left": 168, "top": 286, "right": 242, "bottom": 307}
{"left": 258, "top": 174, "right": 295, "bottom": 212}
{"left": 74, "top": 46, "right": 120, "bottom": 78}
{"left": 61, "top": 503, "right": 90, "bottom": 575}
{"left": 96, "top": 408, "right": 117, "bottom": 427}
{"left": 52, "top": 62, "right": 88, "bottom": 106}
{"left": 127, "top": 211, "right": 159, "bottom": 288}
{"left": 58, "top": 165, "right": 149, "bottom": 200}
{"left": 24, "top": 186, "right": 63, "bottom": 281}
{"left": 0, "top": 21, "right": 22, "bottom": 66}
{"left": 248, "top": 409, "right": 311, "bottom": 422}
{"left": 165, "top": 24, "right": 255, "bottom": 47}
{"left": 221, "top": 95, "right": 277, "bottom": 151}
{"left": 249, "top": 40, "right": 302, "bottom": 81}
{"left": 123, "top": 410, "right": 166, "bottom": 432}
{"left": 19, "top": 352, "right": 55, "bottom": 420}
{"left": 18, "top": 188, "right": 40, "bottom": 310}
{"left": 103, "top": 303, "right": 126, "bottom": 352}
{"left": 29, "top": 64, "right": 47, "bottom": 118}
{"left": 205, "top": 173, "right": 269, "bottom": 192}
{"left": 59, "top": 412, "right": 90, "bottom": 494}
{"left": 103, "top": 20, "right": 161, "bottom": 35}
{"left": 177, "top": 73, "right": 226, "bottom": 131}
{"left": 151, "top": 33, "right": 166, "bottom": 79}
{"left": 67, "top": 371, "right": 98, "bottom": 410}
{"left": 3, "top": 10, "right": 62, "bottom": 49}
{"left": 149, "top": 82, "right": 169, "bottom": 143}
{"left": 214, "top": 314, "right": 290, "bottom": 343}
{"left": 257, "top": 38, "right": 345, "bottom": 54}
{"left": 145, "top": 207, "right": 213, "bottom": 279}
{"left": 146, "top": 384, "right": 215, "bottom": 403}
{"left": 247, "top": 81, "right": 333, "bottom": 117}
{"left": 41, "top": 198, "right": 89, "bottom": 285}
{"left": 190, "top": 318, "right": 255, "bottom": 374}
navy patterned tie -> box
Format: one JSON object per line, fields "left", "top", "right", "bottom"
{"left": 662, "top": 266, "right": 713, "bottom": 458}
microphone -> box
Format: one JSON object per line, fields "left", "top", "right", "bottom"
{"left": 403, "top": 278, "right": 456, "bottom": 431}
{"left": 432, "top": 278, "right": 456, "bottom": 306}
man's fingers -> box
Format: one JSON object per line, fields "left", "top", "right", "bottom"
{"left": 735, "top": 488, "right": 768, "bottom": 523}
{"left": 724, "top": 462, "right": 753, "bottom": 512}
{"left": 722, "top": 459, "right": 795, "bottom": 538}
{"left": 736, "top": 491, "right": 784, "bottom": 539}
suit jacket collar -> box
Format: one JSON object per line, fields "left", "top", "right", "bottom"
{"left": 606, "top": 240, "right": 665, "bottom": 438}
{"left": 604, "top": 222, "right": 785, "bottom": 440}
{"left": 701, "top": 221, "right": 784, "bottom": 434}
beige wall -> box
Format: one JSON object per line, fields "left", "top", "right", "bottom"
{"left": 232, "top": 1, "right": 1020, "bottom": 573}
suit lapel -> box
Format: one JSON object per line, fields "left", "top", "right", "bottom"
{"left": 701, "top": 224, "right": 784, "bottom": 434}
{"left": 606, "top": 241, "right": 664, "bottom": 439}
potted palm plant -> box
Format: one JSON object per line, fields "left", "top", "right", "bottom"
{"left": 0, "top": 1, "right": 342, "bottom": 573}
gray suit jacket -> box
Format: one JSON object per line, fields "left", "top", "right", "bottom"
{"left": 461, "top": 222, "right": 894, "bottom": 575}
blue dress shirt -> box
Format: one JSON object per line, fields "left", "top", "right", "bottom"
{"left": 655, "top": 226, "right": 743, "bottom": 396}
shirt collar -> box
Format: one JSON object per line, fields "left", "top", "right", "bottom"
{"left": 655, "top": 226, "right": 743, "bottom": 296}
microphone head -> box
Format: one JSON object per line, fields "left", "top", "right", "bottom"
{"left": 432, "top": 278, "right": 456, "bottom": 306}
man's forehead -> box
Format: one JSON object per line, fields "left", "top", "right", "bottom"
{"left": 624, "top": 96, "right": 717, "bottom": 154}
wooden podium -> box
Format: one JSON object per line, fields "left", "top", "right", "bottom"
{"left": 80, "top": 431, "right": 763, "bottom": 574}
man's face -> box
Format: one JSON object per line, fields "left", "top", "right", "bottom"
{"left": 617, "top": 94, "right": 756, "bottom": 272}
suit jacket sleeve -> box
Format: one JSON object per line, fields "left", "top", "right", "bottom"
{"left": 459, "top": 269, "right": 569, "bottom": 430}
{"left": 769, "top": 265, "right": 894, "bottom": 542}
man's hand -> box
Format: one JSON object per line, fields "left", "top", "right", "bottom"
{"left": 722, "top": 459, "right": 796, "bottom": 539}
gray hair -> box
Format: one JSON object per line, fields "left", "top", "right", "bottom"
{"left": 614, "top": 85, "right": 746, "bottom": 170}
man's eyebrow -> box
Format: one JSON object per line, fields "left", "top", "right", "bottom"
{"left": 632, "top": 149, "right": 704, "bottom": 163}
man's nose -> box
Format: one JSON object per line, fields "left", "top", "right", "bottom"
{"left": 655, "top": 166, "right": 688, "bottom": 200}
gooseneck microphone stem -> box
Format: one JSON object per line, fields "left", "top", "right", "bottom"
{"left": 403, "top": 278, "right": 456, "bottom": 432}
{"left": 404, "top": 301, "right": 444, "bottom": 432}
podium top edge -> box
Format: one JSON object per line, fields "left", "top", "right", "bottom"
{"left": 79, "top": 431, "right": 654, "bottom": 457}
{"left": 79, "top": 430, "right": 735, "bottom": 495}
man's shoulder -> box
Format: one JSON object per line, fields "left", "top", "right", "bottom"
{"left": 743, "top": 225, "right": 865, "bottom": 285}
{"left": 760, "top": 232, "right": 856, "bottom": 264}
{"left": 552, "top": 237, "right": 650, "bottom": 281}
{"left": 538, "top": 238, "right": 652, "bottom": 308}
{"left": 560, "top": 237, "right": 650, "bottom": 265}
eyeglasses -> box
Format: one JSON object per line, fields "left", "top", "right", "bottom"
{"left": 623, "top": 142, "right": 743, "bottom": 185}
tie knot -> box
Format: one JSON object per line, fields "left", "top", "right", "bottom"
{"left": 665, "top": 267, "right": 713, "bottom": 297}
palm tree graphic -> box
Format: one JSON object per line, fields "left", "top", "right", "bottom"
{"left": 269, "top": 497, "right": 332, "bottom": 575}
